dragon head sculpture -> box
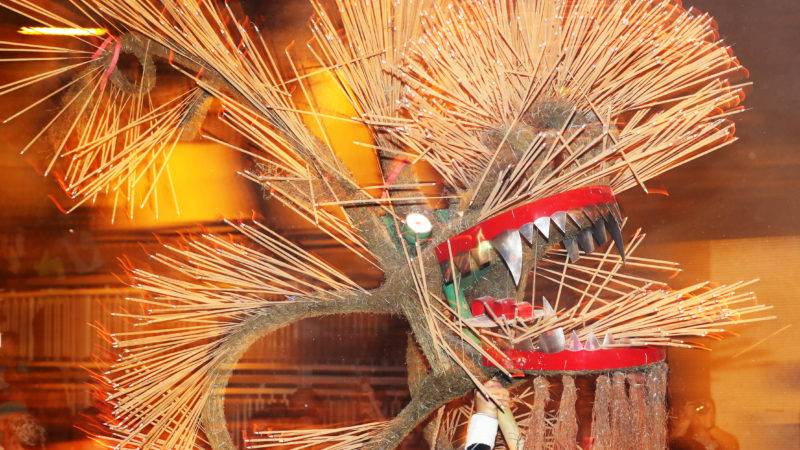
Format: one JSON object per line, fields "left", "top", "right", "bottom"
{"left": 0, "top": 0, "right": 771, "bottom": 448}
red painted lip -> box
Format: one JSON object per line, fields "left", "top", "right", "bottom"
{"left": 434, "top": 185, "right": 617, "bottom": 263}
{"left": 483, "top": 346, "right": 666, "bottom": 371}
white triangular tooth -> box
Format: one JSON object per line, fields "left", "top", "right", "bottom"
{"left": 602, "top": 332, "right": 615, "bottom": 346}
{"left": 491, "top": 229, "right": 523, "bottom": 286}
{"left": 584, "top": 332, "right": 601, "bottom": 351}
{"left": 537, "top": 327, "right": 566, "bottom": 353}
{"left": 542, "top": 296, "right": 555, "bottom": 316}
{"left": 566, "top": 331, "right": 583, "bottom": 351}
{"left": 519, "top": 222, "right": 534, "bottom": 244}
{"left": 534, "top": 216, "right": 550, "bottom": 240}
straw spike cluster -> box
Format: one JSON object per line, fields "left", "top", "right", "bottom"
{"left": 0, "top": 13, "right": 208, "bottom": 220}
{"left": 92, "top": 219, "right": 371, "bottom": 448}
{"left": 0, "top": 0, "right": 772, "bottom": 448}
{"left": 245, "top": 422, "right": 390, "bottom": 449}
{"left": 395, "top": 0, "right": 747, "bottom": 215}
{"left": 479, "top": 229, "right": 774, "bottom": 350}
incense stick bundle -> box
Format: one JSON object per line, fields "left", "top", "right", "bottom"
{"left": 308, "top": 0, "right": 426, "bottom": 160}
{"left": 504, "top": 237, "right": 771, "bottom": 349}
{"left": 245, "top": 421, "right": 389, "bottom": 449}
{"left": 394, "top": 0, "right": 747, "bottom": 217}
{"left": 0, "top": 5, "right": 189, "bottom": 219}
{"left": 89, "top": 219, "right": 369, "bottom": 448}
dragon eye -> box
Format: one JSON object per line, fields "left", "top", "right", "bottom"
{"left": 405, "top": 213, "right": 432, "bottom": 234}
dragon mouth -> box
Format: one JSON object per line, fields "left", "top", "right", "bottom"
{"left": 435, "top": 185, "right": 625, "bottom": 286}
{"left": 435, "top": 185, "right": 628, "bottom": 355}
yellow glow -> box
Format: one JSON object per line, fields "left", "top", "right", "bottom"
{"left": 299, "top": 69, "right": 445, "bottom": 207}
{"left": 97, "top": 142, "right": 259, "bottom": 229}
{"left": 299, "top": 72, "right": 383, "bottom": 189}
{"left": 18, "top": 26, "right": 107, "bottom": 36}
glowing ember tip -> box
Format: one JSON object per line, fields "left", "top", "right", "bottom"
{"left": 17, "top": 26, "right": 107, "bottom": 36}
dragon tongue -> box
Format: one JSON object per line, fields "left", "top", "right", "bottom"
{"left": 491, "top": 229, "right": 523, "bottom": 286}
{"left": 598, "top": 202, "right": 625, "bottom": 261}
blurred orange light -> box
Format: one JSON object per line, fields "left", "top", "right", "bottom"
{"left": 96, "top": 142, "right": 259, "bottom": 229}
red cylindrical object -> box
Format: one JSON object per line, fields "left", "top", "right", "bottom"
{"left": 484, "top": 346, "right": 666, "bottom": 372}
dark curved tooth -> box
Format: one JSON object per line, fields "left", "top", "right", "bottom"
{"left": 597, "top": 203, "right": 625, "bottom": 261}
{"left": 537, "top": 328, "right": 566, "bottom": 353}
{"left": 577, "top": 227, "right": 595, "bottom": 253}
{"left": 608, "top": 201, "right": 624, "bottom": 224}
{"left": 592, "top": 217, "right": 608, "bottom": 246}
{"left": 563, "top": 237, "right": 580, "bottom": 263}
{"left": 596, "top": 202, "right": 613, "bottom": 223}
{"left": 568, "top": 209, "right": 586, "bottom": 227}
{"left": 519, "top": 222, "right": 534, "bottom": 244}
{"left": 582, "top": 204, "right": 602, "bottom": 224}
{"left": 604, "top": 213, "right": 626, "bottom": 262}
{"left": 491, "top": 229, "right": 523, "bottom": 286}
{"left": 534, "top": 216, "right": 550, "bottom": 240}
{"left": 551, "top": 211, "right": 568, "bottom": 234}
